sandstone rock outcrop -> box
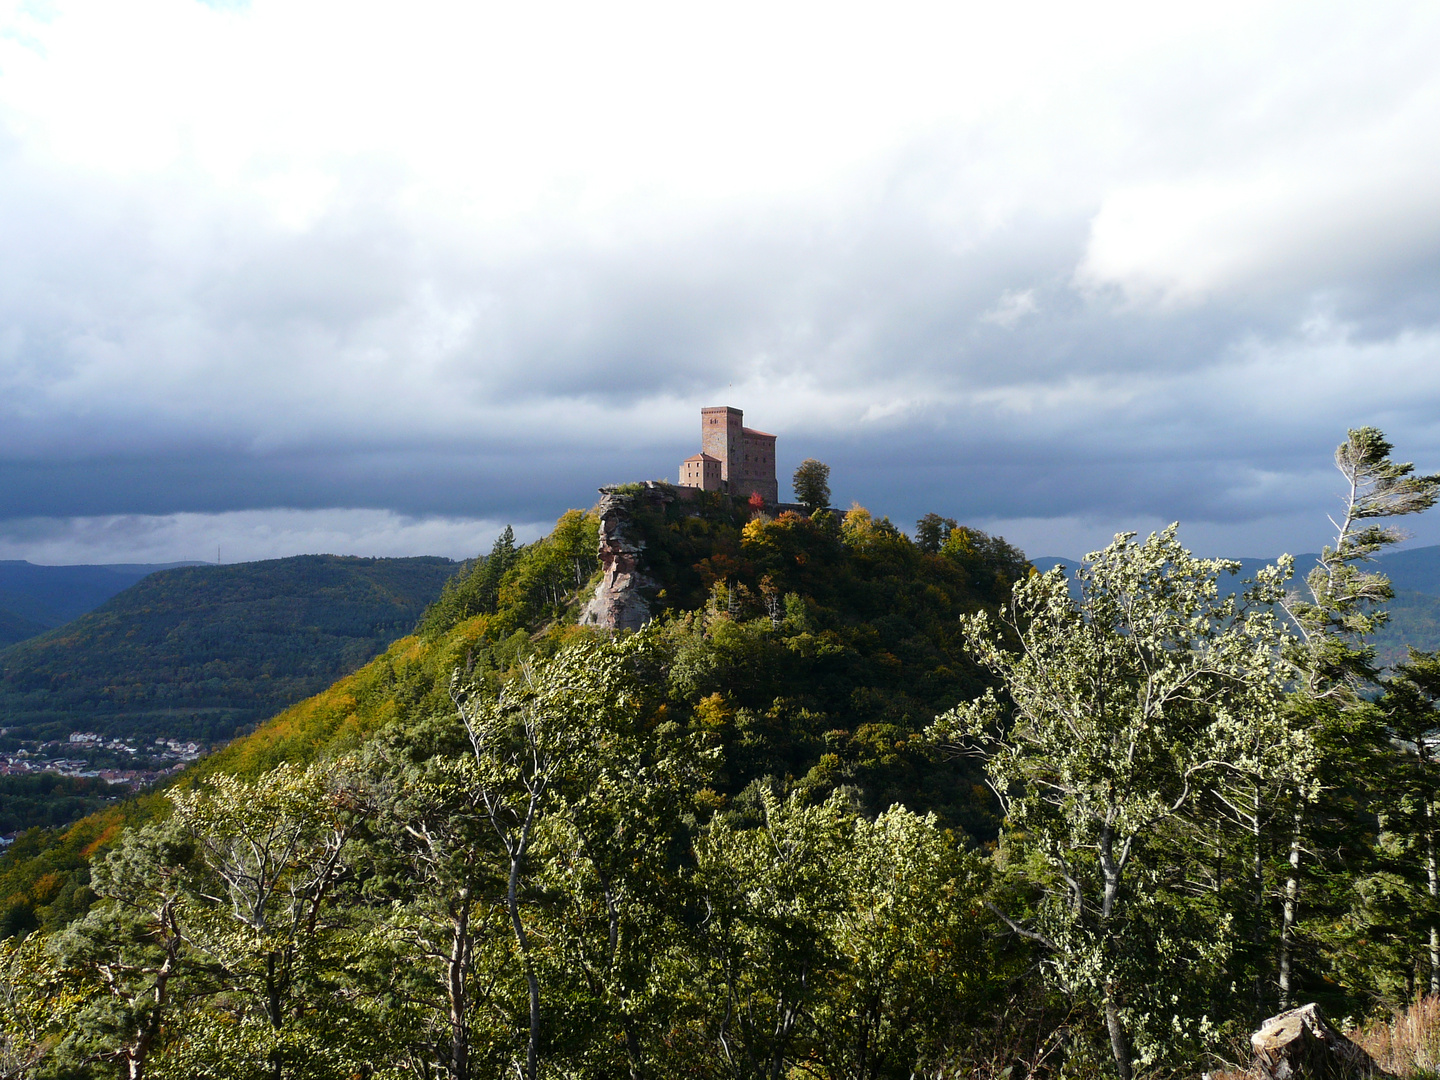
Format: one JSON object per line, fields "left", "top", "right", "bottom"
{"left": 578, "top": 483, "right": 673, "bottom": 633}
{"left": 1251, "top": 1004, "right": 1388, "bottom": 1080}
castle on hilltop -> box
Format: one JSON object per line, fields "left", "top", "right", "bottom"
{"left": 679, "top": 406, "right": 778, "bottom": 504}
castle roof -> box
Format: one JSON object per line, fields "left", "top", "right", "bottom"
{"left": 684, "top": 452, "right": 721, "bottom": 462}
{"left": 741, "top": 427, "right": 776, "bottom": 439}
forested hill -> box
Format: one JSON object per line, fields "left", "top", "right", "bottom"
{"left": 0, "top": 498, "right": 1023, "bottom": 941}
{"left": 11, "top": 451, "right": 1440, "bottom": 1077}
{"left": 0, "top": 554, "right": 457, "bottom": 744}
{"left": 0, "top": 560, "right": 192, "bottom": 648}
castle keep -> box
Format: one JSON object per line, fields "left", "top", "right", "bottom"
{"left": 679, "top": 406, "right": 778, "bottom": 504}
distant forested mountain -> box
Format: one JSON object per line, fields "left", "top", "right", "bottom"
{"left": 0, "top": 554, "right": 458, "bottom": 743}
{"left": 0, "top": 607, "right": 47, "bottom": 650}
{"left": 0, "top": 560, "right": 192, "bottom": 648}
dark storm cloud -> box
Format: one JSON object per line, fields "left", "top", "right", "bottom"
{"left": 0, "top": 445, "right": 656, "bottom": 522}
{"left": 3, "top": 1, "right": 1440, "bottom": 562}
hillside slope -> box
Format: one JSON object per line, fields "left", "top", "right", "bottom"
{"left": 0, "top": 607, "right": 47, "bottom": 650}
{"left": 0, "top": 560, "right": 191, "bottom": 647}
{"left": 0, "top": 554, "right": 458, "bottom": 744}
{"left": 0, "top": 495, "right": 1020, "bottom": 938}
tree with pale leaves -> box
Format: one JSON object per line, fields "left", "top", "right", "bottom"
{"left": 933, "top": 525, "right": 1294, "bottom": 1079}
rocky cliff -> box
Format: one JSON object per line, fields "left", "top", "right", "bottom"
{"left": 578, "top": 482, "right": 676, "bottom": 632}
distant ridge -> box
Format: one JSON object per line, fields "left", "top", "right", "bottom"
{"left": 0, "top": 560, "right": 201, "bottom": 647}
{"left": 0, "top": 607, "right": 47, "bottom": 649}
{"left": 0, "top": 554, "right": 458, "bottom": 743}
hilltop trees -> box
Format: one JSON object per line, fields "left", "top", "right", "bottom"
{"left": 792, "top": 458, "right": 831, "bottom": 512}
{"left": 420, "top": 515, "right": 601, "bottom": 642}
{"left": 914, "top": 513, "right": 957, "bottom": 554}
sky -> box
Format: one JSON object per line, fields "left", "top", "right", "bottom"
{"left": 2, "top": 0, "right": 1440, "bottom": 565}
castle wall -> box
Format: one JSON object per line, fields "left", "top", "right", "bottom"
{"left": 701, "top": 406, "right": 743, "bottom": 483}
{"left": 680, "top": 453, "right": 722, "bottom": 491}
{"left": 730, "top": 429, "right": 778, "bottom": 503}
{"left": 685, "top": 406, "right": 778, "bottom": 503}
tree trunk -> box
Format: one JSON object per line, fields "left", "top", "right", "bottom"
{"left": 1252, "top": 1003, "right": 1385, "bottom": 1080}
{"left": 1428, "top": 797, "right": 1439, "bottom": 997}
{"left": 126, "top": 920, "right": 179, "bottom": 1080}
{"left": 266, "top": 951, "right": 284, "bottom": 1080}
{"left": 1098, "top": 826, "right": 1131, "bottom": 1080}
{"left": 1253, "top": 785, "right": 1267, "bottom": 1010}
{"left": 623, "top": 1019, "right": 644, "bottom": 1080}
{"left": 506, "top": 854, "right": 540, "bottom": 1080}
{"left": 768, "top": 980, "right": 803, "bottom": 1080}
{"left": 1280, "top": 804, "right": 1302, "bottom": 1009}
{"left": 446, "top": 886, "right": 472, "bottom": 1080}
{"left": 598, "top": 876, "right": 645, "bottom": 1080}
{"left": 1105, "top": 987, "right": 1133, "bottom": 1080}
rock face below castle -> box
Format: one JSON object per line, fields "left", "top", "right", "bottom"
{"left": 578, "top": 483, "right": 673, "bottom": 632}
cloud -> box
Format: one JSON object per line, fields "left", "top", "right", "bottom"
{"left": 0, "top": 510, "right": 549, "bottom": 566}
{"left": 981, "top": 290, "right": 1039, "bottom": 329}
{"left": 0, "top": 1, "right": 1439, "bottom": 562}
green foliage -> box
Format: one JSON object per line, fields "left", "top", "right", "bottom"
{"left": 0, "top": 489, "right": 1040, "bottom": 1079}
{"left": 687, "top": 789, "right": 992, "bottom": 1079}
{"left": 0, "top": 542, "right": 597, "bottom": 944}
{"left": 2, "top": 633, "right": 1004, "bottom": 1079}
{"left": 40, "top": 442, "right": 1440, "bottom": 1077}
{"left": 0, "top": 775, "right": 126, "bottom": 835}
{"left": 419, "top": 514, "right": 599, "bottom": 642}
{"left": 650, "top": 505, "right": 1023, "bottom": 831}
{"left": 0, "top": 555, "right": 458, "bottom": 744}
{"left": 793, "top": 458, "right": 832, "bottom": 511}
{"left": 936, "top": 525, "right": 1295, "bottom": 1077}
{"left": 1, "top": 931, "right": 69, "bottom": 1077}
{"left": 1352, "top": 650, "right": 1440, "bottom": 1007}
{"left": 915, "top": 513, "right": 957, "bottom": 554}
{"left": 21, "top": 768, "right": 376, "bottom": 1080}
{"left": 0, "top": 492, "right": 1017, "bottom": 937}
{"left": 418, "top": 525, "right": 518, "bottom": 637}
{"left": 47, "top": 820, "right": 193, "bottom": 1079}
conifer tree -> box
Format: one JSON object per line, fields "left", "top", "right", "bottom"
{"left": 51, "top": 822, "right": 195, "bottom": 1080}
{"left": 1275, "top": 428, "right": 1440, "bottom": 1009}
{"left": 1376, "top": 651, "right": 1440, "bottom": 1000}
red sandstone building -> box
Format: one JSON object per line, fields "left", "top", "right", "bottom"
{"left": 679, "top": 406, "right": 778, "bottom": 504}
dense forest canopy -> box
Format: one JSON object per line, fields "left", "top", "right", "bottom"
{"left": 0, "top": 555, "right": 458, "bottom": 745}
{"left": 0, "top": 561, "right": 182, "bottom": 642}
{"left": 4, "top": 431, "right": 1440, "bottom": 1080}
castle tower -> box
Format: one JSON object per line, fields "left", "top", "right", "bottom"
{"left": 701, "top": 406, "right": 743, "bottom": 481}
{"left": 682, "top": 406, "right": 778, "bottom": 503}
